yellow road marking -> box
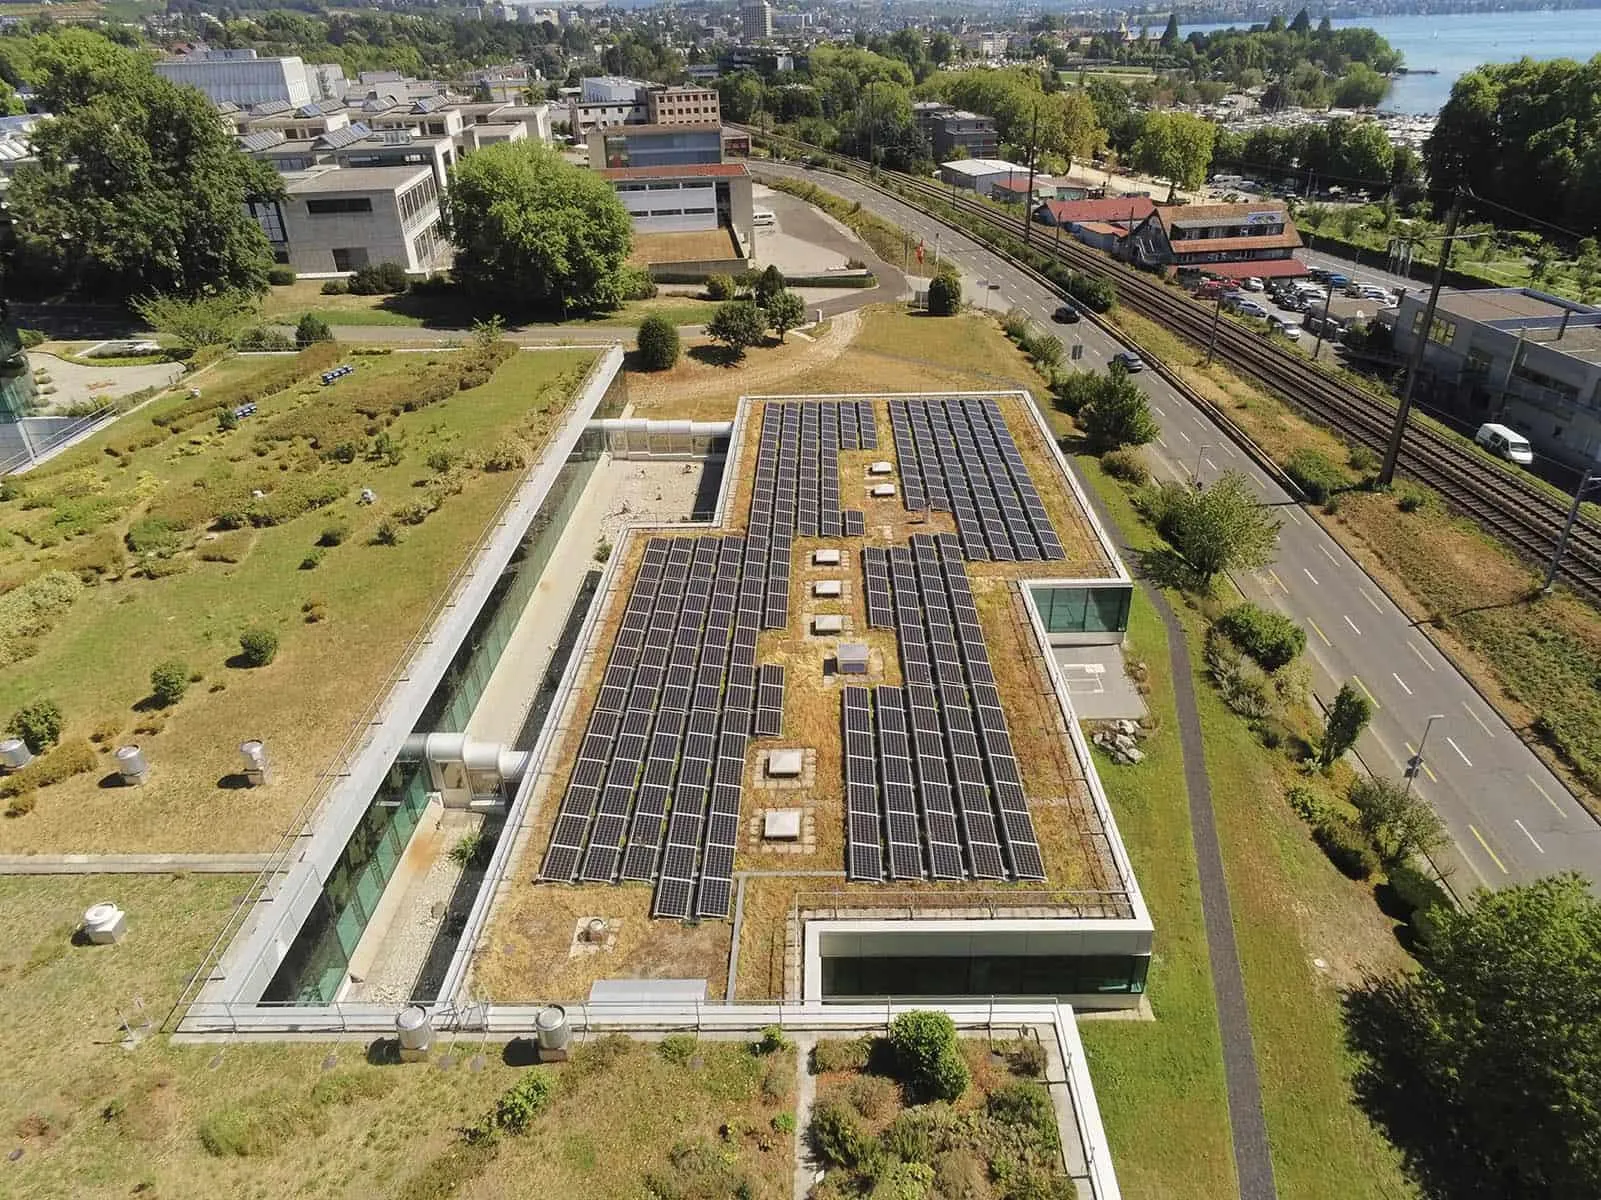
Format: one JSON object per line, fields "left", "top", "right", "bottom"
{"left": 1306, "top": 618, "right": 1331, "bottom": 647}
{"left": 1404, "top": 742, "right": 1438, "bottom": 783}
{"left": 1469, "top": 824, "right": 1509, "bottom": 875}
{"left": 1352, "top": 675, "right": 1381, "bottom": 711}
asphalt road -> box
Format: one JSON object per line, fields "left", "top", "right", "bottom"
{"left": 754, "top": 160, "right": 1601, "bottom": 893}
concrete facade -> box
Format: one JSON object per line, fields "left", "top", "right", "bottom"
{"left": 588, "top": 123, "right": 722, "bottom": 169}
{"left": 645, "top": 86, "right": 721, "bottom": 125}
{"left": 270, "top": 165, "right": 449, "bottom": 274}
{"left": 1389, "top": 287, "right": 1601, "bottom": 469}
{"left": 156, "top": 50, "right": 317, "bottom": 107}
{"left": 931, "top": 111, "right": 1000, "bottom": 161}
{"left": 601, "top": 162, "right": 753, "bottom": 240}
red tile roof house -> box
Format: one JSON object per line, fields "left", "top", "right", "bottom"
{"left": 1123, "top": 201, "right": 1308, "bottom": 280}
{"left": 1031, "top": 197, "right": 1156, "bottom": 253}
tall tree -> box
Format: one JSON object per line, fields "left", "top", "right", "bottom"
{"left": 1349, "top": 874, "right": 1601, "bottom": 1197}
{"left": 1319, "top": 681, "right": 1372, "bottom": 766}
{"left": 6, "top": 30, "right": 278, "bottom": 301}
{"left": 1160, "top": 14, "right": 1181, "bottom": 47}
{"left": 443, "top": 141, "right": 632, "bottom": 314}
{"left": 1131, "top": 111, "right": 1217, "bottom": 201}
{"left": 1153, "top": 471, "right": 1281, "bottom": 585}
{"left": 1080, "top": 368, "right": 1160, "bottom": 450}
{"left": 1348, "top": 776, "right": 1447, "bottom": 866}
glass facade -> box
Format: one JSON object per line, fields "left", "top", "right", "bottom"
{"left": 1031, "top": 583, "right": 1132, "bottom": 635}
{"left": 0, "top": 321, "right": 37, "bottom": 421}
{"left": 262, "top": 361, "right": 625, "bottom": 1004}
{"left": 822, "top": 953, "right": 1150, "bottom": 999}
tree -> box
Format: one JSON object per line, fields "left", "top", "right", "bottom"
{"left": 1079, "top": 368, "right": 1159, "bottom": 450}
{"left": 1131, "top": 111, "right": 1216, "bottom": 200}
{"left": 1576, "top": 237, "right": 1601, "bottom": 303}
{"left": 717, "top": 71, "right": 766, "bottom": 124}
{"left": 635, "top": 314, "right": 680, "bottom": 370}
{"left": 134, "top": 292, "right": 259, "bottom": 350}
{"left": 1160, "top": 14, "right": 1180, "bottom": 47}
{"left": 706, "top": 301, "right": 767, "bottom": 359}
{"left": 765, "top": 290, "right": 806, "bottom": 342}
{"left": 1347, "top": 776, "right": 1447, "bottom": 867}
{"left": 443, "top": 141, "right": 633, "bottom": 314}
{"left": 1153, "top": 472, "right": 1281, "bottom": 585}
{"left": 1530, "top": 239, "right": 1559, "bottom": 286}
{"left": 1319, "top": 680, "right": 1372, "bottom": 766}
{"left": 1348, "top": 874, "right": 1601, "bottom": 1197}
{"left": 7, "top": 698, "right": 62, "bottom": 754}
{"left": 1332, "top": 64, "right": 1390, "bottom": 109}
{"left": 7, "top": 31, "right": 279, "bottom": 301}
{"left": 149, "top": 659, "right": 190, "bottom": 708}
{"left": 295, "top": 312, "right": 333, "bottom": 349}
{"left": 754, "top": 264, "right": 786, "bottom": 308}
{"left": 927, "top": 269, "right": 962, "bottom": 315}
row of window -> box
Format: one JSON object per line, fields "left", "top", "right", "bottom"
{"left": 638, "top": 207, "right": 716, "bottom": 218}
{"left": 1173, "top": 223, "right": 1285, "bottom": 240}
{"left": 398, "top": 174, "right": 439, "bottom": 228}
{"left": 306, "top": 196, "right": 373, "bottom": 215}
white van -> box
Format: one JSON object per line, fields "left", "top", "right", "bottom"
{"left": 752, "top": 209, "right": 776, "bottom": 228}
{"left": 1475, "top": 422, "right": 1534, "bottom": 465}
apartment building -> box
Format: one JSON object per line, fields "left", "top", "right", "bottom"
{"left": 645, "top": 86, "right": 721, "bottom": 126}
{"left": 931, "top": 111, "right": 999, "bottom": 162}
{"left": 742, "top": 0, "right": 774, "bottom": 41}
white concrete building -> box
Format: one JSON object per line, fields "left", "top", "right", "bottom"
{"left": 156, "top": 50, "right": 317, "bottom": 107}
{"left": 254, "top": 164, "right": 450, "bottom": 275}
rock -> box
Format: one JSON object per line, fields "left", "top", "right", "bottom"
{"left": 1123, "top": 746, "right": 1145, "bottom": 764}
{"left": 1114, "top": 733, "right": 1136, "bottom": 751}
{"left": 1116, "top": 719, "right": 1137, "bottom": 735}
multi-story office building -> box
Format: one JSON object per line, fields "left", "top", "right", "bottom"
{"left": 645, "top": 86, "right": 721, "bottom": 126}
{"left": 155, "top": 50, "right": 319, "bottom": 107}
{"left": 931, "top": 111, "right": 999, "bottom": 161}
{"left": 741, "top": 0, "right": 774, "bottom": 42}
{"left": 248, "top": 164, "right": 449, "bottom": 275}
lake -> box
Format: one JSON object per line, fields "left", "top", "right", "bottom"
{"left": 1180, "top": 9, "right": 1601, "bottom": 113}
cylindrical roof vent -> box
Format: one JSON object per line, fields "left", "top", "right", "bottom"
{"left": 0, "top": 737, "right": 32, "bottom": 772}
{"left": 395, "top": 1006, "right": 434, "bottom": 1055}
{"left": 534, "top": 1005, "right": 570, "bottom": 1051}
{"left": 239, "top": 740, "right": 271, "bottom": 787}
{"left": 114, "top": 745, "right": 149, "bottom": 786}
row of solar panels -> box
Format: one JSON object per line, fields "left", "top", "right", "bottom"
{"left": 888, "top": 397, "right": 1066, "bottom": 563}
{"left": 844, "top": 533, "right": 1047, "bottom": 883}
{"left": 538, "top": 535, "right": 787, "bottom": 920}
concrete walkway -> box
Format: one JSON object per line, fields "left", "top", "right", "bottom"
{"left": 0, "top": 853, "right": 272, "bottom": 874}
{"left": 791, "top": 1032, "right": 820, "bottom": 1200}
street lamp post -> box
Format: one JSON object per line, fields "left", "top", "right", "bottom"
{"left": 1543, "top": 467, "right": 1601, "bottom": 593}
{"left": 1406, "top": 713, "right": 1446, "bottom": 795}
{"left": 1192, "top": 444, "right": 1209, "bottom": 488}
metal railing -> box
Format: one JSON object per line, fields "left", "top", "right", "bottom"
{"left": 165, "top": 347, "right": 623, "bottom": 1030}
{"left": 0, "top": 404, "right": 116, "bottom": 475}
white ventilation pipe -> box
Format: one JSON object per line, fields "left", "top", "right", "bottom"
{"left": 401, "top": 733, "right": 531, "bottom": 784}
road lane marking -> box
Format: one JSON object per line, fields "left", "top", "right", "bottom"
{"left": 1319, "top": 544, "right": 1340, "bottom": 566}
{"left": 1176, "top": 429, "right": 1191, "bottom": 442}
{"left": 1527, "top": 774, "right": 1567, "bottom": 818}
{"left": 1150, "top": 403, "right": 1165, "bottom": 416}
{"left": 1283, "top": 507, "right": 1304, "bottom": 525}
{"left": 1407, "top": 641, "right": 1436, "bottom": 671}
{"left": 1469, "top": 824, "right": 1509, "bottom": 874}
{"left": 1514, "top": 819, "right": 1545, "bottom": 854}
{"left": 1445, "top": 736, "right": 1472, "bottom": 767}
{"left": 1306, "top": 618, "right": 1332, "bottom": 646}
{"left": 1352, "top": 675, "right": 1380, "bottom": 710}
{"left": 1359, "top": 587, "right": 1383, "bottom": 613}
{"left": 1155, "top": 436, "right": 1168, "bottom": 449}
{"left": 1302, "top": 567, "right": 1319, "bottom": 586}
{"left": 1392, "top": 672, "right": 1413, "bottom": 696}
{"left": 1461, "top": 702, "right": 1495, "bottom": 737}
{"left": 1203, "top": 457, "right": 1218, "bottom": 471}
{"left": 1267, "top": 568, "right": 1288, "bottom": 593}
{"left": 1342, "top": 614, "right": 1362, "bottom": 635}
{"left": 1405, "top": 741, "right": 1437, "bottom": 782}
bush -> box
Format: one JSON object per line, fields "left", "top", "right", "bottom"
{"left": 0, "top": 740, "right": 95, "bottom": 800}
{"left": 1203, "top": 629, "right": 1277, "bottom": 720}
{"left": 1285, "top": 784, "right": 1331, "bottom": 825}
{"left": 1002, "top": 307, "right": 1031, "bottom": 340}
{"left": 18, "top": 328, "right": 45, "bottom": 347}
{"left": 1315, "top": 816, "right": 1379, "bottom": 880}
{"left": 487, "top": 1070, "right": 555, "bottom": 1136}
{"left": 295, "top": 312, "right": 333, "bottom": 349}
{"left": 318, "top": 523, "right": 349, "bottom": 547}
{"left": 987, "top": 1081, "right": 1061, "bottom": 1152}
{"left": 348, "top": 262, "right": 409, "bottom": 295}
{"left": 237, "top": 326, "right": 294, "bottom": 352}
{"left": 842, "top": 1074, "right": 898, "bottom": 1120}
{"left": 1214, "top": 603, "right": 1306, "bottom": 671}
{"left": 617, "top": 265, "right": 657, "bottom": 300}
{"left": 237, "top": 627, "right": 279, "bottom": 668}
{"left": 809, "top": 1097, "right": 878, "bottom": 1170}
{"left": 149, "top": 659, "right": 190, "bottom": 707}
{"left": 266, "top": 266, "right": 297, "bottom": 286}
{"left": 772, "top": 1112, "right": 796, "bottom": 1135}
{"left": 705, "top": 273, "right": 736, "bottom": 300}
{"left": 1006, "top": 1038, "right": 1048, "bottom": 1077}
{"left": 927, "top": 269, "right": 962, "bottom": 315}
{"left": 658, "top": 1033, "right": 697, "bottom": 1065}
{"left": 1100, "top": 447, "right": 1148, "bottom": 485}
{"left": 1066, "top": 271, "right": 1116, "bottom": 312}
{"left": 1021, "top": 331, "right": 1063, "bottom": 369}
{"left": 1285, "top": 448, "right": 1352, "bottom": 504}
{"left": 320, "top": 279, "right": 348, "bottom": 296}
{"left": 1397, "top": 487, "right": 1426, "bottom": 513}
{"left": 373, "top": 518, "right": 402, "bottom": 546}
{"left": 299, "top": 549, "right": 323, "bottom": 570}
{"left": 1348, "top": 444, "right": 1381, "bottom": 474}
{"left": 636, "top": 315, "right": 681, "bottom": 371}
{"left": 888, "top": 1010, "right": 969, "bottom": 1102}
{"left": 756, "top": 1025, "right": 792, "bottom": 1055}
{"left": 1049, "top": 370, "right": 1100, "bottom": 416}
{"left": 1387, "top": 860, "right": 1451, "bottom": 945}
{"left": 811, "top": 1036, "right": 873, "bottom": 1074}
{"left": 8, "top": 699, "right": 63, "bottom": 753}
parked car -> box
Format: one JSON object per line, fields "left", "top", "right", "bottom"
{"left": 1052, "top": 303, "right": 1081, "bottom": 324}
{"left": 1267, "top": 316, "right": 1302, "bottom": 340}
{"left": 1112, "top": 350, "right": 1146, "bottom": 373}
{"left": 1324, "top": 273, "right": 1351, "bottom": 289}
{"left": 1234, "top": 299, "right": 1271, "bottom": 319}
{"left": 1243, "top": 276, "right": 1265, "bottom": 292}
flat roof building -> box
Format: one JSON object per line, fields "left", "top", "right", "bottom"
{"left": 253, "top": 164, "right": 449, "bottom": 276}
{"left": 156, "top": 49, "right": 318, "bottom": 107}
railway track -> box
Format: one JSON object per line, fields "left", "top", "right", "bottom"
{"left": 743, "top": 131, "right": 1601, "bottom": 601}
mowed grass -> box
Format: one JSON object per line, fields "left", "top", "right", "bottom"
{"left": 0, "top": 874, "right": 792, "bottom": 1200}
{"left": 0, "top": 347, "right": 595, "bottom": 852}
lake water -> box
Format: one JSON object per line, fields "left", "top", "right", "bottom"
{"left": 1181, "top": 9, "right": 1601, "bottom": 113}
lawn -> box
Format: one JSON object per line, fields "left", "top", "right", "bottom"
{"left": 1110, "top": 303, "right": 1601, "bottom": 807}
{"left": 0, "top": 874, "right": 794, "bottom": 1200}
{"left": 0, "top": 343, "right": 596, "bottom": 852}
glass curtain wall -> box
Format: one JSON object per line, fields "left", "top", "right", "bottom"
{"left": 821, "top": 953, "right": 1150, "bottom": 1000}
{"left": 1030, "top": 584, "right": 1132, "bottom": 636}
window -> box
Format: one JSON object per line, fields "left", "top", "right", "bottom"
{"left": 246, "top": 198, "right": 286, "bottom": 243}
{"left": 306, "top": 196, "right": 374, "bottom": 215}
{"left": 1411, "top": 312, "right": 1457, "bottom": 346}
{"left": 331, "top": 247, "right": 370, "bottom": 272}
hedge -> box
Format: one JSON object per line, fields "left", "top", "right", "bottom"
{"left": 1285, "top": 447, "right": 1354, "bottom": 504}
{"left": 782, "top": 272, "right": 876, "bottom": 288}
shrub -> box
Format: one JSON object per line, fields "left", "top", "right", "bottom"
{"left": 1100, "top": 447, "right": 1148, "bottom": 485}
{"left": 1006, "top": 1038, "right": 1048, "bottom": 1077}
{"left": 888, "top": 1010, "right": 969, "bottom": 1102}
{"left": 1285, "top": 448, "right": 1352, "bottom": 504}
{"left": 772, "top": 1112, "right": 796, "bottom": 1135}
{"left": 1066, "top": 271, "right": 1116, "bottom": 312}
{"left": 927, "top": 269, "right": 962, "bottom": 315}
{"left": 658, "top": 1033, "right": 697, "bottom": 1065}
{"left": 1022, "top": 331, "right": 1063, "bottom": 369}
{"left": 318, "top": 522, "right": 349, "bottom": 547}
{"left": 636, "top": 315, "right": 681, "bottom": 371}
{"left": 373, "top": 519, "right": 402, "bottom": 546}
{"left": 6, "top": 792, "right": 36, "bottom": 817}
{"left": 483, "top": 439, "right": 526, "bottom": 473}
{"left": 8, "top": 699, "right": 63, "bottom": 753}
{"left": 1002, "top": 307, "right": 1031, "bottom": 340}
{"left": 705, "top": 273, "right": 736, "bottom": 300}
{"left": 149, "top": 660, "right": 190, "bottom": 707}
{"left": 617, "top": 265, "right": 658, "bottom": 300}
{"left": 295, "top": 312, "right": 333, "bottom": 349}
{"left": 811, "top": 1036, "right": 872, "bottom": 1074}
{"left": 1348, "top": 443, "right": 1381, "bottom": 473}
{"left": 18, "top": 328, "right": 45, "bottom": 347}
{"left": 810, "top": 1097, "right": 878, "bottom": 1170}
{"left": 1285, "top": 784, "right": 1331, "bottom": 825}
{"left": 125, "top": 515, "right": 187, "bottom": 556}
{"left": 1315, "top": 816, "right": 1379, "bottom": 880}
{"left": 1387, "top": 860, "right": 1451, "bottom": 945}
{"left": 1049, "top": 370, "right": 1100, "bottom": 416}
{"left": 302, "top": 599, "right": 327, "bottom": 623}
{"left": 237, "top": 326, "right": 294, "bottom": 352}
{"left": 299, "top": 549, "right": 323, "bottom": 570}
{"left": 1397, "top": 487, "right": 1426, "bottom": 513}
{"left": 1203, "top": 629, "right": 1276, "bottom": 720}
{"left": 237, "top": 627, "right": 279, "bottom": 668}
{"left": 348, "top": 262, "right": 409, "bottom": 295}
{"left": 320, "top": 279, "right": 348, "bottom": 296}
{"left": 0, "top": 740, "right": 95, "bottom": 799}
{"left": 987, "top": 1081, "right": 1061, "bottom": 1151}
{"left": 1214, "top": 603, "right": 1306, "bottom": 671}
{"left": 266, "top": 266, "right": 297, "bottom": 286}
{"left": 489, "top": 1070, "right": 555, "bottom": 1135}
{"left": 756, "top": 1025, "right": 792, "bottom": 1055}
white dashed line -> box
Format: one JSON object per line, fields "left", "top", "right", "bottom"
{"left": 1392, "top": 672, "right": 1412, "bottom": 696}
{"left": 1203, "top": 457, "right": 1218, "bottom": 471}
{"left": 1527, "top": 774, "right": 1567, "bottom": 818}
{"left": 1150, "top": 403, "right": 1165, "bottom": 416}
{"left": 1302, "top": 567, "right": 1319, "bottom": 586}
{"left": 1407, "top": 640, "right": 1435, "bottom": 671}
{"left": 1318, "top": 544, "right": 1339, "bottom": 566}
{"left": 1358, "top": 587, "right": 1383, "bottom": 613}
{"left": 1283, "top": 508, "right": 1304, "bottom": 525}
{"left": 1176, "top": 429, "right": 1192, "bottom": 442}
{"left": 1342, "top": 614, "right": 1361, "bottom": 635}
{"left": 1514, "top": 819, "right": 1545, "bottom": 854}
{"left": 1446, "top": 736, "right": 1473, "bottom": 766}
{"left": 1461, "top": 702, "right": 1495, "bottom": 737}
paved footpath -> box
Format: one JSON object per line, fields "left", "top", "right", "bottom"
{"left": 0, "top": 853, "right": 271, "bottom": 874}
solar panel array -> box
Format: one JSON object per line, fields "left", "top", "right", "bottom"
{"left": 843, "top": 533, "right": 1047, "bottom": 883}
{"left": 538, "top": 534, "right": 766, "bottom": 920}
{"left": 749, "top": 401, "right": 875, "bottom": 628}
{"left": 887, "top": 397, "right": 1067, "bottom": 563}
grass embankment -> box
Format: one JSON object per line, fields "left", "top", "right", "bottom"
{"left": 0, "top": 874, "right": 793, "bottom": 1199}
{"left": 1075, "top": 457, "right": 1415, "bottom": 1200}
{"left": 0, "top": 344, "right": 595, "bottom": 852}
{"left": 1109, "top": 303, "right": 1601, "bottom": 808}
